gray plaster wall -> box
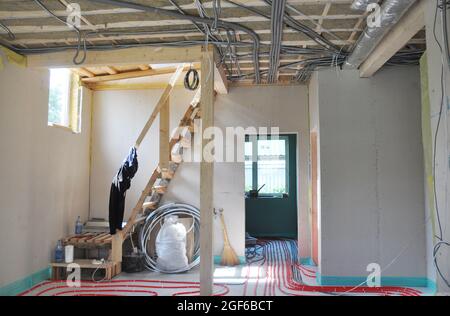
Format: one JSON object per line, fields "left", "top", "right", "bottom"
{"left": 424, "top": 0, "right": 450, "bottom": 293}
{"left": 313, "top": 67, "right": 427, "bottom": 279}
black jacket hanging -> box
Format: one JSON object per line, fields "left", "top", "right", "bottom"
{"left": 109, "top": 147, "right": 138, "bottom": 235}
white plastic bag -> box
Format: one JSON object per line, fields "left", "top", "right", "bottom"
{"left": 156, "top": 215, "right": 188, "bottom": 272}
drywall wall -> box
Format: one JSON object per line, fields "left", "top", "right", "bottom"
{"left": 0, "top": 54, "right": 91, "bottom": 286}
{"left": 310, "top": 67, "right": 427, "bottom": 283}
{"left": 90, "top": 85, "right": 310, "bottom": 259}
{"left": 89, "top": 88, "right": 196, "bottom": 221}
{"left": 424, "top": 0, "right": 450, "bottom": 293}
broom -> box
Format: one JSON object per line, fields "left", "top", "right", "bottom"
{"left": 219, "top": 211, "right": 240, "bottom": 266}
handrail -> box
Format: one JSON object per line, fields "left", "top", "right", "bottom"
{"left": 134, "top": 64, "right": 185, "bottom": 149}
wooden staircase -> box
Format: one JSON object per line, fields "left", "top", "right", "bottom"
{"left": 121, "top": 92, "right": 201, "bottom": 237}
{"left": 58, "top": 65, "right": 202, "bottom": 273}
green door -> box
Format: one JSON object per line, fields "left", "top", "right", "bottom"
{"left": 245, "top": 134, "right": 298, "bottom": 238}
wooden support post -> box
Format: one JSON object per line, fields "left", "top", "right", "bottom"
{"left": 111, "top": 233, "right": 123, "bottom": 263}
{"left": 200, "top": 45, "right": 215, "bottom": 296}
{"left": 160, "top": 96, "right": 170, "bottom": 170}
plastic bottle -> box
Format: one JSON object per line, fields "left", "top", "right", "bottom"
{"left": 55, "top": 240, "right": 64, "bottom": 263}
{"left": 75, "top": 216, "right": 83, "bottom": 235}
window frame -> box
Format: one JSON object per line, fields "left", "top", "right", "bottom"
{"left": 245, "top": 134, "right": 290, "bottom": 198}
{"left": 47, "top": 69, "right": 82, "bottom": 133}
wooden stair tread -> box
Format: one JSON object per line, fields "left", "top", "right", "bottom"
{"left": 63, "top": 232, "right": 112, "bottom": 247}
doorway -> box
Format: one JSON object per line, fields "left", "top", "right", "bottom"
{"left": 244, "top": 134, "right": 298, "bottom": 238}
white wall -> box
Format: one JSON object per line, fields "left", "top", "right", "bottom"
{"left": 90, "top": 85, "right": 310, "bottom": 259}
{"left": 0, "top": 55, "right": 91, "bottom": 286}
{"left": 311, "top": 67, "right": 427, "bottom": 280}
{"left": 90, "top": 88, "right": 196, "bottom": 220}
{"left": 424, "top": 0, "right": 450, "bottom": 293}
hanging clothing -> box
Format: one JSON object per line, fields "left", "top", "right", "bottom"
{"left": 109, "top": 147, "right": 138, "bottom": 235}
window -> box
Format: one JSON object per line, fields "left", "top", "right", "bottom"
{"left": 245, "top": 135, "right": 289, "bottom": 197}
{"left": 48, "top": 68, "right": 82, "bottom": 132}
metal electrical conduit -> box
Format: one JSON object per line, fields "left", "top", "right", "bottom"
{"left": 267, "top": 0, "right": 286, "bottom": 83}
{"left": 346, "top": 0, "right": 417, "bottom": 68}
{"left": 87, "top": 0, "right": 262, "bottom": 83}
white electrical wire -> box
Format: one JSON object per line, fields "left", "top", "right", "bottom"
{"left": 139, "top": 203, "right": 200, "bottom": 274}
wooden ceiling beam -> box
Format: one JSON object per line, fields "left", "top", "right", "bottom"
{"left": 27, "top": 46, "right": 203, "bottom": 68}
{"left": 81, "top": 64, "right": 200, "bottom": 83}
{"left": 0, "top": 1, "right": 354, "bottom": 20}
{"left": 73, "top": 67, "right": 95, "bottom": 78}
{"left": 0, "top": 14, "right": 365, "bottom": 35}
{"left": 5, "top": 27, "right": 366, "bottom": 47}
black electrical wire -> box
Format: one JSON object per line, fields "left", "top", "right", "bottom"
{"left": 184, "top": 67, "right": 200, "bottom": 90}
{"left": 32, "top": 0, "right": 86, "bottom": 65}
{"left": 0, "top": 21, "right": 15, "bottom": 40}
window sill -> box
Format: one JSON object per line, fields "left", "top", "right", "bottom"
{"left": 48, "top": 123, "right": 78, "bottom": 134}
{"left": 245, "top": 193, "right": 289, "bottom": 200}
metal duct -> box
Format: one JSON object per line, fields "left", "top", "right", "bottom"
{"left": 351, "top": 0, "right": 379, "bottom": 11}
{"left": 346, "top": 0, "right": 417, "bottom": 68}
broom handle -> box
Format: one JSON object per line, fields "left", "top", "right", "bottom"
{"left": 220, "top": 213, "right": 231, "bottom": 245}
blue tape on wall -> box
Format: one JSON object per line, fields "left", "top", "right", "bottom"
{"left": 316, "top": 271, "right": 436, "bottom": 293}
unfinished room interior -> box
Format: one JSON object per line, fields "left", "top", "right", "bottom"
{"left": 0, "top": 0, "right": 450, "bottom": 298}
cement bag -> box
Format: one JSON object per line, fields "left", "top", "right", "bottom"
{"left": 156, "top": 215, "right": 188, "bottom": 272}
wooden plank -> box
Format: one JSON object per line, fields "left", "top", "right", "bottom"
{"left": 160, "top": 95, "right": 170, "bottom": 170}
{"left": 104, "top": 66, "right": 118, "bottom": 75}
{"left": 73, "top": 67, "right": 95, "bottom": 78}
{"left": 111, "top": 233, "right": 123, "bottom": 263}
{"left": 134, "top": 65, "right": 185, "bottom": 148}
{"left": 139, "top": 64, "right": 151, "bottom": 70}
{"left": 81, "top": 64, "right": 200, "bottom": 84}
{"left": 311, "top": 132, "right": 319, "bottom": 265}
{"left": 0, "top": 1, "right": 353, "bottom": 20}
{"left": 199, "top": 45, "right": 215, "bottom": 296}
{"left": 359, "top": 0, "right": 425, "bottom": 78}
{"left": 27, "top": 46, "right": 203, "bottom": 68}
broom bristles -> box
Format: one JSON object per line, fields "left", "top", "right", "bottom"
{"left": 220, "top": 244, "right": 240, "bottom": 266}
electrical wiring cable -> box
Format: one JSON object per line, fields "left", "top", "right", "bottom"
{"left": 184, "top": 67, "right": 200, "bottom": 90}
{"left": 138, "top": 203, "right": 200, "bottom": 274}
{"left": 0, "top": 21, "right": 15, "bottom": 40}
{"left": 32, "top": 0, "right": 86, "bottom": 65}
{"left": 223, "top": 0, "right": 341, "bottom": 54}
{"left": 86, "top": 0, "right": 262, "bottom": 83}
{"left": 267, "top": 0, "right": 286, "bottom": 83}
